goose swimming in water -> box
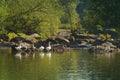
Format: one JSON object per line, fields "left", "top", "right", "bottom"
{"left": 46, "top": 42, "right": 51, "bottom": 52}
{"left": 39, "top": 46, "right": 44, "bottom": 52}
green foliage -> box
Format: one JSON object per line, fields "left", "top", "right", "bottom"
{"left": 109, "top": 28, "right": 116, "bottom": 32}
{"left": 0, "top": 7, "right": 8, "bottom": 23}
{"left": 58, "top": 0, "right": 80, "bottom": 29}
{"left": 4, "top": 0, "right": 63, "bottom": 36}
{"left": 96, "top": 25, "right": 103, "bottom": 31}
{"left": 99, "top": 34, "right": 106, "bottom": 40}
{"left": 7, "top": 32, "right": 18, "bottom": 40}
{"left": 39, "top": 33, "right": 48, "bottom": 39}
{"left": 17, "top": 33, "right": 27, "bottom": 38}
{"left": 79, "top": 0, "right": 120, "bottom": 32}
{"left": 60, "top": 24, "right": 71, "bottom": 29}
{"left": 0, "top": 0, "right": 82, "bottom": 37}
{"left": 0, "top": 0, "right": 119, "bottom": 39}
{"left": 106, "top": 34, "right": 111, "bottom": 39}
{"left": 0, "top": 0, "right": 8, "bottom": 33}
{"left": 99, "top": 34, "right": 111, "bottom": 40}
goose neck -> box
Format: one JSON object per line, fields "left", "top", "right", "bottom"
{"left": 48, "top": 42, "right": 51, "bottom": 46}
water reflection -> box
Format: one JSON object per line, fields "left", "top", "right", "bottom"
{"left": 46, "top": 52, "right": 51, "bottom": 60}
{"left": 15, "top": 51, "right": 22, "bottom": 60}
{"left": 39, "top": 52, "right": 45, "bottom": 58}
{"left": 14, "top": 51, "right": 52, "bottom": 60}
{"left": 92, "top": 52, "right": 115, "bottom": 60}
{"left": 104, "top": 52, "right": 115, "bottom": 59}
{"left": 39, "top": 52, "right": 52, "bottom": 60}
{"left": 1, "top": 49, "right": 120, "bottom": 80}
{"left": 15, "top": 51, "right": 29, "bottom": 60}
{"left": 31, "top": 52, "right": 35, "bottom": 59}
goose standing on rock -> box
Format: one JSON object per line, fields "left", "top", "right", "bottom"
{"left": 46, "top": 42, "right": 51, "bottom": 52}
{"left": 15, "top": 44, "right": 22, "bottom": 51}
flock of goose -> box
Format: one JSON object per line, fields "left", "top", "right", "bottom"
{"left": 14, "top": 41, "right": 52, "bottom": 60}
{"left": 14, "top": 41, "right": 51, "bottom": 52}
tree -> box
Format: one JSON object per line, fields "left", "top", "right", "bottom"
{"left": 0, "top": 0, "right": 8, "bottom": 34}
{"left": 4, "top": 0, "right": 61, "bottom": 37}
{"left": 78, "top": 0, "right": 120, "bottom": 32}
{"left": 0, "top": 0, "right": 82, "bottom": 39}
{"left": 57, "top": 0, "right": 81, "bottom": 30}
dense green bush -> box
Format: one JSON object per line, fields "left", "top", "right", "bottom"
{"left": 17, "top": 33, "right": 27, "bottom": 38}
{"left": 96, "top": 25, "right": 103, "bottom": 31}
{"left": 7, "top": 32, "right": 18, "bottom": 40}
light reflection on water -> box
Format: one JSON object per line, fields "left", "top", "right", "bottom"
{"left": 0, "top": 49, "right": 120, "bottom": 80}
{"left": 39, "top": 52, "right": 45, "bottom": 58}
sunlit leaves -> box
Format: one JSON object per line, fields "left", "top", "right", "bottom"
{"left": 0, "top": 0, "right": 81, "bottom": 38}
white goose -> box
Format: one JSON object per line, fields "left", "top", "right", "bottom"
{"left": 46, "top": 42, "right": 51, "bottom": 52}
{"left": 15, "top": 44, "right": 22, "bottom": 51}
{"left": 39, "top": 46, "right": 44, "bottom": 52}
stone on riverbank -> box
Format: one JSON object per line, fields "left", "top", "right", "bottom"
{"left": 89, "top": 41, "right": 120, "bottom": 53}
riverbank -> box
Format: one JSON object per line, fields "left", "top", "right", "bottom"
{"left": 0, "top": 29, "right": 120, "bottom": 53}
{"left": 0, "top": 42, "right": 11, "bottom": 49}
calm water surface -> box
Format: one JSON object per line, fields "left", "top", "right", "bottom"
{"left": 0, "top": 49, "right": 120, "bottom": 80}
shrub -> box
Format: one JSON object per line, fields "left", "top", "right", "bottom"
{"left": 7, "top": 32, "right": 18, "bottom": 40}
{"left": 17, "top": 33, "right": 27, "bottom": 38}
{"left": 109, "top": 28, "right": 116, "bottom": 32}
{"left": 99, "top": 34, "right": 106, "bottom": 40}
{"left": 96, "top": 25, "right": 103, "bottom": 31}
{"left": 39, "top": 33, "right": 48, "bottom": 39}
{"left": 106, "top": 34, "right": 111, "bottom": 39}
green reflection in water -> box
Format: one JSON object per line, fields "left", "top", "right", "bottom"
{"left": 0, "top": 49, "right": 120, "bottom": 80}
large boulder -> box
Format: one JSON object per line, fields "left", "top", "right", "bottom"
{"left": 10, "top": 37, "right": 25, "bottom": 43}
{"left": 89, "top": 41, "right": 119, "bottom": 53}
{"left": 55, "top": 37, "right": 70, "bottom": 44}
{"left": 52, "top": 44, "right": 72, "bottom": 53}
{"left": 25, "top": 33, "right": 40, "bottom": 43}
{"left": 0, "top": 34, "right": 9, "bottom": 42}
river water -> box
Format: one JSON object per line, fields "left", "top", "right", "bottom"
{"left": 0, "top": 49, "right": 120, "bottom": 80}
